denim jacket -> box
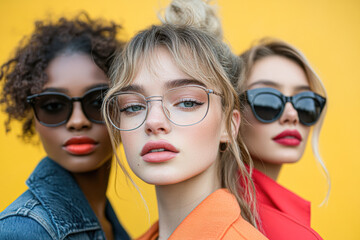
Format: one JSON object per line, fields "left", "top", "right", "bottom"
{"left": 0, "top": 157, "right": 130, "bottom": 240}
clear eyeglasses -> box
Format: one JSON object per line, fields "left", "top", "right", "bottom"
{"left": 105, "top": 85, "right": 222, "bottom": 131}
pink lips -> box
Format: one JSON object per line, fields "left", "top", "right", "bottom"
{"left": 141, "top": 140, "right": 179, "bottom": 163}
{"left": 272, "top": 130, "right": 302, "bottom": 146}
{"left": 63, "top": 136, "right": 97, "bottom": 155}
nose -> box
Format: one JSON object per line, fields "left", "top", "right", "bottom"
{"left": 279, "top": 102, "right": 299, "bottom": 125}
{"left": 66, "top": 102, "right": 92, "bottom": 130}
{"left": 144, "top": 100, "right": 171, "bottom": 135}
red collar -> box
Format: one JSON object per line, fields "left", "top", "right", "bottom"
{"left": 252, "top": 168, "right": 311, "bottom": 226}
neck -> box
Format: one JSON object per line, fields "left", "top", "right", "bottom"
{"left": 253, "top": 159, "right": 282, "bottom": 181}
{"left": 71, "top": 159, "right": 112, "bottom": 223}
{"left": 155, "top": 162, "right": 220, "bottom": 240}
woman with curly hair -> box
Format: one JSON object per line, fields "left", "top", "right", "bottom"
{"left": 0, "top": 13, "right": 130, "bottom": 240}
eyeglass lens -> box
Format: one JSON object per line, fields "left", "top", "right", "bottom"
{"left": 251, "top": 91, "right": 323, "bottom": 125}
{"left": 31, "top": 88, "right": 106, "bottom": 126}
{"left": 107, "top": 86, "right": 210, "bottom": 131}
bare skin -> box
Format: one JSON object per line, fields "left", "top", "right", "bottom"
{"left": 156, "top": 162, "right": 220, "bottom": 240}
{"left": 35, "top": 54, "right": 116, "bottom": 239}
{"left": 241, "top": 56, "right": 311, "bottom": 181}
{"left": 73, "top": 159, "right": 113, "bottom": 240}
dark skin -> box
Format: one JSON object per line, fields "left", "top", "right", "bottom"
{"left": 0, "top": 14, "right": 125, "bottom": 239}
{"left": 34, "top": 53, "right": 116, "bottom": 239}
{"left": 73, "top": 160, "right": 113, "bottom": 240}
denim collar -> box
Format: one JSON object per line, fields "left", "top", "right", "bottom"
{"left": 26, "top": 157, "right": 106, "bottom": 238}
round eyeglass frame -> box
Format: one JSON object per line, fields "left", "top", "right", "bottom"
{"left": 105, "top": 85, "right": 222, "bottom": 131}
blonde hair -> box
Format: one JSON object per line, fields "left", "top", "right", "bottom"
{"left": 238, "top": 38, "right": 330, "bottom": 203}
{"left": 103, "top": 0, "right": 259, "bottom": 227}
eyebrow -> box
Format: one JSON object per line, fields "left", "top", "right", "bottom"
{"left": 120, "top": 79, "right": 206, "bottom": 93}
{"left": 248, "top": 80, "right": 311, "bottom": 91}
{"left": 165, "top": 79, "right": 206, "bottom": 89}
{"left": 41, "top": 83, "right": 108, "bottom": 94}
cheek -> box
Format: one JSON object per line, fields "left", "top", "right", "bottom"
{"left": 240, "top": 107, "right": 274, "bottom": 156}
{"left": 241, "top": 118, "right": 267, "bottom": 150}
{"left": 35, "top": 121, "right": 55, "bottom": 145}
{"left": 34, "top": 121, "right": 62, "bottom": 156}
{"left": 180, "top": 106, "right": 224, "bottom": 163}
{"left": 96, "top": 125, "right": 113, "bottom": 156}
{"left": 241, "top": 107, "right": 263, "bottom": 143}
{"left": 120, "top": 131, "right": 142, "bottom": 166}
{"left": 299, "top": 125, "right": 311, "bottom": 144}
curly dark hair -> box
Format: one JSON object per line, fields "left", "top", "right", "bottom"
{"left": 0, "top": 12, "right": 124, "bottom": 141}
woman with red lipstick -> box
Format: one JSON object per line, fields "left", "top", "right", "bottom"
{"left": 0, "top": 14, "right": 130, "bottom": 239}
{"left": 237, "top": 39, "right": 328, "bottom": 239}
{"left": 103, "top": 0, "right": 267, "bottom": 239}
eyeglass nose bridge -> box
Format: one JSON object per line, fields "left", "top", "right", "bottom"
{"left": 66, "top": 96, "right": 97, "bottom": 124}
{"left": 144, "top": 95, "right": 174, "bottom": 124}
{"left": 145, "top": 95, "right": 163, "bottom": 103}
{"left": 145, "top": 95, "right": 165, "bottom": 112}
{"left": 282, "top": 95, "right": 296, "bottom": 109}
{"left": 69, "top": 96, "right": 84, "bottom": 103}
{"left": 281, "top": 96, "right": 301, "bottom": 121}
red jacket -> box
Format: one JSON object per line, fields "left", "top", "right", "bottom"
{"left": 251, "top": 168, "right": 323, "bottom": 240}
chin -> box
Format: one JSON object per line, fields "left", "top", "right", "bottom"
{"left": 56, "top": 157, "right": 110, "bottom": 173}
{"left": 139, "top": 173, "right": 180, "bottom": 186}
{"left": 266, "top": 154, "right": 302, "bottom": 165}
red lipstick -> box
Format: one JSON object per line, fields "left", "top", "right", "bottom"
{"left": 272, "top": 130, "right": 302, "bottom": 146}
{"left": 63, "top": 136, "right": 97, "bottom": 155}
{"left": 141, "top": 140, "right": 179, "bottom": 163}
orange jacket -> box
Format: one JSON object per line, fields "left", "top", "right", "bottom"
{"left": 137, "top": 189, "right": 267, "bottom": 240}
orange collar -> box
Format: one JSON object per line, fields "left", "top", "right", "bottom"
{"left": 170, "top": 188, "right": 240, "bottom": 239}
{"left": 137, "top": 189, "right": 242, "bottom": 240}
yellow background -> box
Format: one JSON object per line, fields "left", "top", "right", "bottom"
{"left": 0, "top": 0, "right": 359, "bottom": 239}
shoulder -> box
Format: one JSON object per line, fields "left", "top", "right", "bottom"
{"left": 221, "top": 216, "right": 268, "bottom": 240}
{"left": 0, "top": 215, "right": 53, "bottom": 239}
{"left": 259, "top": 204, "right": 323, "bottom": 240}
{"left": 0, "top": 190, "right": 57, "bottom": 239}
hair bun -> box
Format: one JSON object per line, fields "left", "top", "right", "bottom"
{"left": 164, "top": 0, "right": 223, "bottom": 40}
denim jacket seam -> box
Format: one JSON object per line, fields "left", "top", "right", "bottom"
{"left": 27, "top": 210, "right": 59, "bottom": 239}
{"left": 64, "top": 226, "right": 105, "bottom": 240}
{"left": 0, "top": 208, "right": 58, "bottom": 239}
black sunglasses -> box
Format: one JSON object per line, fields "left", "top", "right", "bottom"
{"left": 27, "top": 86, "right": 108, "bottom": 127}
{"left": 241, "top": 88, "right": 326, "bottom": 126}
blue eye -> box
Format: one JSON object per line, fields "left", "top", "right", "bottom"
{"left": 179, "top": 101, "right": 196, "bottom": 108}
{"left": 120, "top": 104, "right": 146, "bottom": 113}
{"left": 175, "top": 99, "right": 204, "bottom": 110}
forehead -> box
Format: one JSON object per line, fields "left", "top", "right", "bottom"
{"left": 43, "top": 53, "right": 108, "bottom": 95}
{"left": 134, "top": 48, "right": 187, "bottom": 83}
{"left": 130, "top": 47, "right": 208, "bottom": 93}
{"left": 247, "top": 55, "right": 309, "bottom": 89}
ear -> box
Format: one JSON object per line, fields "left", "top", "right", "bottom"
{"left": 220, "top": 109, "right": 241, "bottom": 142}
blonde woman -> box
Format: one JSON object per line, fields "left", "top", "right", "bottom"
{"left": 103, "top": 0, "right": 267, "bottom": 239}
{"left": 238, "top": 39, "right": 328, "bottom": 239}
